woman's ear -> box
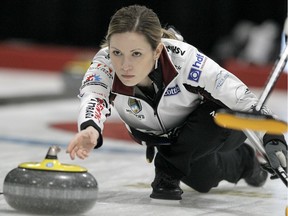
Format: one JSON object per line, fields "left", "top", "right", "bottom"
{"left": 155, "top": 43, "right": 164, "bottom": 60}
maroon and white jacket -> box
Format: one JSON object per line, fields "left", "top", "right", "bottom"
{"left": 77, "top": 38, "right": 272, "bottom": 147}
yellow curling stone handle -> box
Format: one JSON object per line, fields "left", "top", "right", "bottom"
{"left": 18, "top": 159, "right": 87, "bottom": 172}
{"left": 18, "top": 145, "right": 87, "bottom": 172}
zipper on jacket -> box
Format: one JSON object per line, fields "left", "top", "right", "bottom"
{"left": 153, "top": 107, "right": 166, "bottom": 132}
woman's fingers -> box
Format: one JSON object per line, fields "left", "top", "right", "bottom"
{"left": 66, "top": 135, "right": 80, "bottom": 153}
{"left": 68, "top": 142, "right": 90, "bottom": 160}
{"left": 66, "top": 135, "right": 84, "bottom": 160}
{"left": 76, "top": 149, "right": 89, "bottom": 160}
{"left": 69, "top": 145, "right": 79, "bottom": 160}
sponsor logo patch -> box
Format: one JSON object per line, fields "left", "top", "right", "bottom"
{"left": 188, "top": 68, "right": 201, "bottom": 82}
{"left": 174, "top": 64, "right": 182, "bottom": 70}
{"left": 88, "top": 63, "right": 113, "bottom": 79}
{"left": 164, "top": 84, "right": 181, "bottom": 96}
{"left": 82, "top": 74, "right": 108, "bottom": 89}
{"left": 235, "top": 85, "right": 251, "bottom": 103}
{"left": 215, "top": 70, "right": 229, "bottom": 89}
{"left": 84, "top": 74, "right": 101, "bottom": 83}
{"left": 85, "top": 98, "right": 107, "bottom": 122}
{"left": 188, "top": 53, "right": 205, "bottom": 82}
{"left": 166, "top": 45, "right": 186, "bottom": 56}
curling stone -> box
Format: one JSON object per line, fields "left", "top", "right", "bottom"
{"left": 3, "top": 146, "right": 98, "bottom": 215}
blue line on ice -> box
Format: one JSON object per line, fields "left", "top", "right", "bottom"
{"left": 0, "top": 136, "right": 143, "bottom": 155}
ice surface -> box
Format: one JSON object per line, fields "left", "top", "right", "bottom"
{"left": 0, "top": 69, "right": 287, "bottom": 216}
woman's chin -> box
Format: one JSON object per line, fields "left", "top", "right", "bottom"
{"left": 120, "top": 79, "right": 137, "bottom": 87}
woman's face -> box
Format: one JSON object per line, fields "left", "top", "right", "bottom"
{"left": 109, "top": 32, "right": 162, "bottom": 87}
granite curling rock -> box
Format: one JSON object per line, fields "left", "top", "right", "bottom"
{"left": 3, "top": 145, "right": 98, "bottom": 214}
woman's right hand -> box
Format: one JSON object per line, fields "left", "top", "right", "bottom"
{"left": 66, "top": 126, "right": 99, "bottom": 160}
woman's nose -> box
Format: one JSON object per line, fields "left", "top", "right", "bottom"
{"left": 122, "top": 58, "right": 132, "bottom": 71}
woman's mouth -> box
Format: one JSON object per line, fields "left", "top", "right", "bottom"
{"left": 121, "top": 75, "right": 135, "bottom": 79}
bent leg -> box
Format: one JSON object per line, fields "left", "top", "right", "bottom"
{"left": 155, "top": 101, "right": 246, "bottom": 176}
{"left": 181, "top": 144, "right": 253, "bottom": 192}
{"left": 154, "top": 101, "right": 250, "bottom": 192}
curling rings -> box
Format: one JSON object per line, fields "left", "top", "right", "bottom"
{"left": 3, "top": 146, "right": 98, "bottom": 215}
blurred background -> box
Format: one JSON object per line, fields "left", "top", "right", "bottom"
{"left": 0, "top": 0, "right": 287, "bottom": 93}
{"left": 0, "top": 0, "right": 286, "bottom": 55}
{"left": 0, "top": 0, "right": 286, "bottom": 54}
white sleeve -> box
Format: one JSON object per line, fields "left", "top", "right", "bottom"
{"left": 77, "top": 48, "right": 114, "bottom": 133}
{"left": 184, "top": 49, "right": 276, "bottom": 117}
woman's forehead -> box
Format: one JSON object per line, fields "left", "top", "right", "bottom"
{"left": 109, "top": 32, "right": 152, "bottom": 50}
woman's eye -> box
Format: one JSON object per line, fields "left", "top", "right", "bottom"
{"left": 112, "top": 50, "right": 121, "bottom": 56}
{"left": 132, "top": 52, "right": 141, "bottom": 57}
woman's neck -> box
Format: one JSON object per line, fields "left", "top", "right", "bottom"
{"left": 137, "top": 77, "right": 153, "bottom": 87}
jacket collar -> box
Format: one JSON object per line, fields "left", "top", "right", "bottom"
{"left": 111, "top": 47, "right": 178, "bottom": 96}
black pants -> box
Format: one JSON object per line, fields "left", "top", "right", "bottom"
{"left": 154, "top": 101, "right": 252, "bottom": 193}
